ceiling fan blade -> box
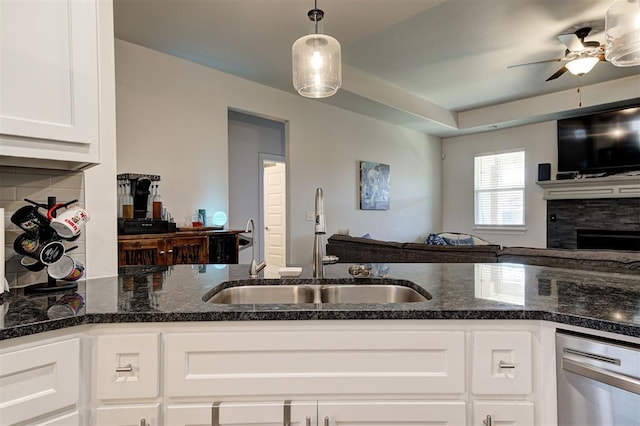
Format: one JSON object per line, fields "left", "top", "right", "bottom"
{"left": 558, "top": 34, "right": 584, "bottom": 51}
{"left": 508, "top": 58, "right": 563, "bottom": 68}
{"left": 546, "top": 66, "right": 568, "bottom": 81}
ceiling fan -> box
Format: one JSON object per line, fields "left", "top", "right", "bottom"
{"left": 509, "top": 27, "right": 606, "bottom": 81}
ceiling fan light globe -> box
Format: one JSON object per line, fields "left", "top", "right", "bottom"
{"left": 605, "top": 0, "right": 640, "bottom": 66}
{"left": 565, "top": 57, "right": 600, "bottom": 75}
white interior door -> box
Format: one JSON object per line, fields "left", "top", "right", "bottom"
{"left": 263, "top": 158, "right": 286, "bottom": 267}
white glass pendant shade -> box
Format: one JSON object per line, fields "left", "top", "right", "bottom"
{"left": 293, "top": 33, "right": 341, "bottom": 98}
{"left": 605, "top": 0, "right": 640, "bottom": 66}
{"left": 565, "top": 57, "right": 600, "bottom": 75}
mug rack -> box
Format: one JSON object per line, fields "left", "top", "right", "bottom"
{"left": 21, "top": 196, "right": 80, "bottom": 294}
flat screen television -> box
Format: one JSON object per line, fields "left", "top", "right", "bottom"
{"left": 557, "top": 105, "right": 640, "bottom": 175}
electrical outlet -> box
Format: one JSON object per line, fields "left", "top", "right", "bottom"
{"left": 305, "top": 211, "right": 315, "bottom": 221}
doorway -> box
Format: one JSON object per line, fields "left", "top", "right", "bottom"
{"left": 260, "top": 154, "right": 286, "bottom": 266}
{"left": 228, "top": 110, "right": 286, "bottom": 265}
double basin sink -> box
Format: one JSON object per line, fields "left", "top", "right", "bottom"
{"left": 204, "top": 279, "right": 431, "bottom": 305}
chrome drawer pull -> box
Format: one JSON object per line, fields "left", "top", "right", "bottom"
{"left": 212, "top": 401, "right": 220, "bottom": 426}
{"left": 115, "top": 363, "right": 133, "bottom": 373}
{"left": 306, "top": 417, "right": 311, "bottom": 426}
{"left": 283, "top": 400, "right": 291, "bottom": 426}
{"left": 483, "top": 414, "right": 492, "bottom": 426}
{"left": 324, "top": 416, "right": 330, "bottom": 426}
{"left": 499, "top": 360, "right": 516, "bottom": 369}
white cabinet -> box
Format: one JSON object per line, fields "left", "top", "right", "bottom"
{"left": 471, "top": 331, "right": 535, "bottom": 425}
{"left": 165, "top": 327, "right": 465, "bottom": 397}
{"left": 96, "top": 333, "right": 160, "bottom": 400}
{"left": 473, "top": 401, "right": 535, "bottom": 425}
{"left": 0, "top": 0, "right": 114, "bottom": 169}
{"left": 0, "top": 337, "right": 80, "bottom": 425}
{"left": 94, "top": 333, "right": 160, "bottom": 425}
{"left": 318, "top": 400, "right": 466, "bottom": 425}
{"left": 95, "top": 403, "right": 160, "bottom": 426}
{"left": 166, "top": 400, "right": 467, "bottom": 426}
{"left": 472, "top": 330, "right": 533, "bottom": 395}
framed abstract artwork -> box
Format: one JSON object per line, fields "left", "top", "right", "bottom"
{"left": 359, "top": 161, "right": 390, "bottom": 210}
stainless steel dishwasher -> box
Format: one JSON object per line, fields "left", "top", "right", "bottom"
{"left": 556, "top": 330, "right": 640, "bottom": 426}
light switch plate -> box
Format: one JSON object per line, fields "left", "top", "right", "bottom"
{"left": 305, "top": 211, "right": 314, "bottom": 221}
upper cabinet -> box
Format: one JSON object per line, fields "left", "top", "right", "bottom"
{"left": 0, "top": 0, "right": 114, "bottom": 170}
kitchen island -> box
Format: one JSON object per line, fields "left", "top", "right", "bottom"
{"left": 1, "top": 262, "right": 639, "bottom": 426}
{"left": 2, "top": 262, "right": 639, "bottom": 339}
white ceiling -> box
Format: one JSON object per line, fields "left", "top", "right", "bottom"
{"left": 113, "top": 0, "right": 640, "bottom": 136}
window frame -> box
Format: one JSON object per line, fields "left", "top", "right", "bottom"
{"left": 473, "top": 149, "right": 526, "bottom": 230}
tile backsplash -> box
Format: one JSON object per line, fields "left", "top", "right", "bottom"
{"left": 2, "top": 166, "right": 85, "bottom": 288}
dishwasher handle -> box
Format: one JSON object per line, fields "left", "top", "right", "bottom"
{"left": 563, "top": 356, "right": 640, "bottom": 395}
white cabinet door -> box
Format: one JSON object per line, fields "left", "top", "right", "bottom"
{"left": 472, "top": 331, "right": 533, "bottom": 395}
{"left": 0, "top": 338, "right": 80, "bottom": 425}
{"left": 165, "top": 328, "right": 465, "bottom": 397}
{"left": 95, "top": 403, "right": 160, "bottom": 426}
{"left": 318, "top": 401, "right": 467, "bottom": 425}
{"left": 33, "top": 410, "right": 80, "bottom": 426}
{"left": 166, "top": 401, "right": 316, "bottom": 426}
{"left": 0, "top": 0, "right": 113, "bottom": 167}
{"left": 473, "top": 401, "right": 534, "bottom": 426}
{"left": 96, "top": 333, "right": 160, "bottom": 400}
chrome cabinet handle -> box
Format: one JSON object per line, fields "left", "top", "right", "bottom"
{"left": 115, "top": 363, "right": 132, "bottom": 373}
{"left": 306, "top": 417, "right": 311, "bottom": 426}
{"left": 499, "top": 360, "right": 516, "bottom": 369}
{"left": 212, "top": 402, "right": 220, "bottom": 426}
{"left": 324, "top": 416, "right": 330, "bottom": 426}
{"left": 167, "top": 249, "right": 173, "bottom": 253}
{"left": 140, "top": 419, "right": 146, "bottom": 426}
{"left": 483, "top": 414, "right": 492, "bottom": 426}
{"left": 159, "top": 250, "right": 165, "bottom": 255}
{"left": 283, "top": 400, "right": 291, "bottom": 426}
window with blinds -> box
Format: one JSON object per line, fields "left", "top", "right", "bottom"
{"left": 474, "top": 150, "right": 525, "bottom": 226}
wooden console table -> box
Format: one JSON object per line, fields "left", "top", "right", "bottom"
{"left": 118, "top": 229, "right": 246, "bottom": 267}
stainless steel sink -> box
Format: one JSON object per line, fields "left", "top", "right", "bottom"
{"left": 207, "top": 285, "right": 316, "bottom": 304}
{"left": 204, "top": 280, "right": 431, "bottom": 305}
{"left": 320, "top": 285, "right": 428, "bottom": 303}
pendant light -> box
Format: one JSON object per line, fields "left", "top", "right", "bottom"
{"left": 605, "top": 0, "right": 640, "bottom": 66}
{"left": 292, "top": 0, "right": 341, "bottom": 98}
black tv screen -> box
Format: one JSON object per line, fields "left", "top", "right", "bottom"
{"left": 557, "top": 106, "right": 640, "bottom": 174}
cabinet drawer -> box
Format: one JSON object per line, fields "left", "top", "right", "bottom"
{"left": 472, "top": 331, "right": 532, "bottom": 395}
{"left": 96, "top": 403, "right": 160, "bottom": 426}
{"left": 96, "top": 333, "right": 160, "bottom": 399}
{"left": 165, "top": 328, "right": 465, "bottom": 397}
{"left": 473, "top": 401, "right": 534, "bottom": 425}
{"left": 0, "top": 338, "right": 80, "bottom": 425}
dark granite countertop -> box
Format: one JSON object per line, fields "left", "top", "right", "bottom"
{"left": 2, "top": 262, "right": 639, "bottom": 340}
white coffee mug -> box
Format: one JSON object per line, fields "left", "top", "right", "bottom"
{"left": 47, "top": 255, "right": 85, "bottom": 281}
{"left": 50, "top": 207, "right": 90, "bottom": 238}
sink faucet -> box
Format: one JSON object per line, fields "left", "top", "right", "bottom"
{"left": 313, "top": 187, "right": 339, "bottom": 278}
{"left": 244, "top": 218, "right": 267, "bottom": 278}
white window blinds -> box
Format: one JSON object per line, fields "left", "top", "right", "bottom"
{"left": 474, "top": 151, "right": 525, "bottom": 226}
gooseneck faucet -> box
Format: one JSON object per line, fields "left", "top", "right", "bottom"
{"left": 313, "top": 188, "right": 339, "bottom": 278}
{"left": 244, "top": 218, "right": 267, "bottom": 278}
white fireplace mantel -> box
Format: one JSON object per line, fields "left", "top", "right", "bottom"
{"left": 536, "top": 175, "right": 640, "bottom": 200}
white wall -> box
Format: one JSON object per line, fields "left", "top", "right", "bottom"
{"left": 442, "top": 121, "right": 556, "bottom": 248}
{"left": 115, "top": 40, "right": 442, "bottom": 265}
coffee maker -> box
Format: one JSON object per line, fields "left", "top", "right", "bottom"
{"left": 117, "top": 173, "right": 174, "bottom": 234}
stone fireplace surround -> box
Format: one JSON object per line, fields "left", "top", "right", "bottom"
{"left": 547, "top": 198, "right": 640, "bottom": 250}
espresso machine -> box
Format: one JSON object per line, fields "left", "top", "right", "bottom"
{"left": 117, "top": 173, "right": 175, "bottom": 234}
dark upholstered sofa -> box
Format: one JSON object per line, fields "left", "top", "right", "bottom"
{"left": 326, "top": 234, "right": 640, "bottom": 275}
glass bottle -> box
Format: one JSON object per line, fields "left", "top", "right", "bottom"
{"left": 152, "top": 183, "right": 163, "bottom": 220}
{"left": 122, "top": 182, "right": 134, "bottom": 219}
{"left": 146, "top": 184, "right": 155, "bottom": 219}
{"left": 117, "top": 182, "right": 124, "bottom": 218}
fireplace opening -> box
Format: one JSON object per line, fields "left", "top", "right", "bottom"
{"left": 576, "top": 230, "right": 640, "bottom": 252}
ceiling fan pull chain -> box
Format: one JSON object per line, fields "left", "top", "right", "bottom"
{"left": 577, "top": 82, "right": 582, "bottom": 107}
